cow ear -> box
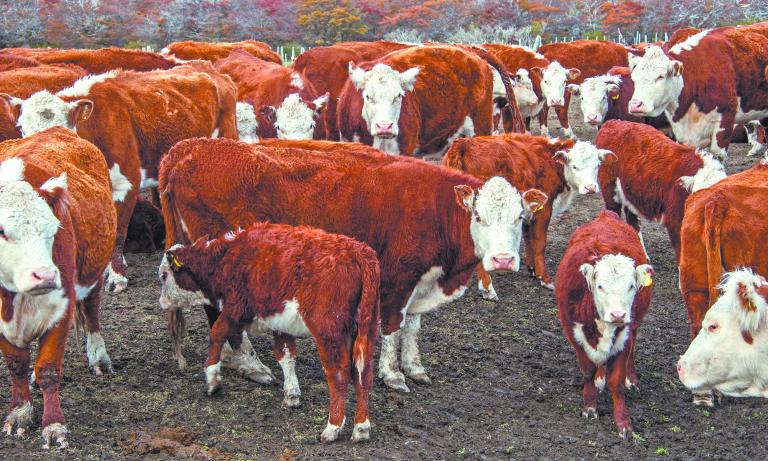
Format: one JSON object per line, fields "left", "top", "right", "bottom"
{"left": 735, "top": 277, "right": 768, "bottom": 334}
{"left": 454, "top": 185, "right": 475, "bottom": 211}
{"left": 259, "top": 106, "right": 276, "bottom": 123}
{"left": 598, "top": 149, "right": 616, "bottom": 161}
{"left": 348, "top": 62, "right": 367, "bottom": 90}
{"left": 0, "top": 157, "right": 24, "bottom": 186}
{"left": 165, "top": 249, "right": 184, "bottom": 271}
{"left": 39, "top": 172, "right": 69, "bottom": 210}
{"left": 0, "top": 93, "right": 22, "bottom": 107}
{"left": 313, "top": 92, "right": 329, "bottom": 113}
{"left": 607, "top": 84, "right": 621, "bottom": 99}
{"left": 522, "top": 188, "right": 548, "bottom": 214}
{"left": 567, "top": 68, "right": 581, "bottom": 80}
{"left": 566, "top": 84, "right": 580, "bottom": 96}
{"left": 530, "top": 67, "right": 543, "bottom": 79}
{"left": 553, "top": 150, "right": 568, "bottom": 165}
{"left": 669, "top": 60, "right": 683, "bottom": 77}
{"left": 579, "top": 263, "right": 595, "bottom": 290}
{"left": 399, "top": 67, "right": 420, "bottom": 92}
{"left": 69, "top": 99, "right": 93, "bottom": 122}
{"left": 635, "top": 264, "right": 654, "bottom": 288}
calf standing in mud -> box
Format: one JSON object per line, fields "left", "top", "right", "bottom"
{"left": 158, "top": 222, "right": 380, "bottom": 443}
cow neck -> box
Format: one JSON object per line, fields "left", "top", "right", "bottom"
{"left": 0, "top": 289, "right": 15, "bottom": 323}
{"left": 440, "top": 180, "right": 483, "bottom": 288}
{"left": 176, "top": 241, "right": 230, "bottom": 304}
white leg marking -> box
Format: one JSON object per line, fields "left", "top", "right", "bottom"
{"left": 378, "top": 331, "right": 409, "bottom": 392}
{"left": 320, "top": 417, "right": 345, "bottom": 443}
{"left": 105, "top": 262, "right": 128, "bottom": 293}
{"left": 86, "top": 332, "right": 112, "bottom": 375}
{"left": 3, "top": 401, "right": 32, "bottom": 437}
{"left": 351, "top": 418, "right": 371, "bottom": 442}
{"left": 278, "top": 347, "right": 301, "bottom": 408}
{"left": 478, "top": 278, "right": 499, "bottom": 301}
{"left": 41, "top": 422, "right": 69, "bottom": 449}
{"left": 221, "top": 331, "right": 274, "bottom": 384}
{"left": 205, "top": 361, "right": 222, "bottom": 395}
{"left": 400, "top": 314, "right": 430, "bottom": 384}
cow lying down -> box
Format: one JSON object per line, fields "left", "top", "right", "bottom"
{"left": 158, "top": 222, "right": 380, "bottom": 443}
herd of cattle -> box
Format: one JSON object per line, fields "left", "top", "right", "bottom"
{"left": 0, "top": 21, "right": 767, "bottom": 450}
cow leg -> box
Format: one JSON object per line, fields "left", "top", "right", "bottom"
{"left": 35, "top": 302, "right": 73, "bottom": 450}
{"left": 538, "top": 105, "right": 549, "bottom": 137}
{"left": 522, "top": 222, "right": 535, "bottom": 274}
{"left": 556, "top": 96, "right": 575, "bottom": 139}
{"left": 378, "top": 330, "right": 408, "bottom": 392}
{"left": 351, "top": 327, "right": 375, "bottom": 442}
{"left": 575, "top": 351, "right": 599, "bottom": 421}
{"left": 712, "top": 112, "right": 735, "bottom": 162}
{"left": 106, "top": 186, "right": 139, "bottom": 293}
{"left": 476, "top": 264, "right": 498, "bottom": 301}
{"left": 606, "top": 349, "right": 632, "bottom": 439}
{"left": 80, "top": 279, "right": 113, "bottom": 376}
{"left": 529, "top": 211, "right": 554, "bottom": 289}
{"left": 746, "top": 121, "right": 766, "bottom": 156}
{"left": 273, "top": 333, "right": 301, "bottom": 409}
{"left": 593, "top": 366, "right": 606, "bottom": 393}
{"left": 221, "top": 330, "right": 274, "bottom": 385}
{"left": 0, "top": 338, "right": 32, "bottom": 438}
{"left": 316, "top": 336, "right": 350, "bottom": 443}
{"left": 400, "top": 314, "right": 430, "bottom": 385}
{"left": 204, "top": 314, "right": 241, "bottom": 395}
{"left": 624, "top": 329, "right": 639, "bottom": 391}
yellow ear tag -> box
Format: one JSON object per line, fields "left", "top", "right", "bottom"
{"left": 642, "top": 273, "right": 653, "bottom": 287}
{"left": 745, "top": 299, "right": 756, "bottom": 312}
{"left": 534, "top": 204, "right": 544, "bottom": 213}
{"left": 611, "top": 94, "right": 620, "bottom": 100}
{"left": 172, "top": 255, "right": 183, "bottom": 268}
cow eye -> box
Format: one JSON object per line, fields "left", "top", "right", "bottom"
{"left": 365, "top": 95, "right": 371, "bottom": 101}
{"left": 707, "top": 323, "right": 719, "bottom": 333}
{"left": 656, "top": 75, "right": 664, "bottom": 81}
{"left": 161, "top": 272, "right": 168, "bottom": 282}
{"left": 597, "top": 284, "right": 603, "bottom": 290}
{"left": 0, "top": 228, "right": 6, "bottom": 240}
{"left": 474, "top": 215, "right": 485, "bottom": 225}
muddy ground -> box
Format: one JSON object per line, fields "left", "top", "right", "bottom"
{"left": 1, "top": 104, "right": 767, "bottom": 461}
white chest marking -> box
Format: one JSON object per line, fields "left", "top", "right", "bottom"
{"left": 614, "top": 178, "right": 648, "bottom": 221}
{"left": 404, "top": 266, "right": 467, "bottom": 318}
{"left": 671, "top": 103, "right": 723, "bottom": 150}
{"left": 373, "top": 136, "right": 401, "bottom": 155}
{"left": 75, "top": 282, "right": 97, "bottom": 301}
{"left": 0, "top": 290, "right": 69, "bottom": 348}
{"left": 257, "top": 298, "right": 311, "bottom": 338}
{"left": 572, "top": 321, "right": 629, "bottom": 365}
{"left": 140, "top": 168, "right": 159, "bottom": 190}
{"left": 552, "top": 188, "right": 576, "bottom": 217}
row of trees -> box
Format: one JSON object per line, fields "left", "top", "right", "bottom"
{"left": 1, "top": 0, "right": 767, "bottom": 49}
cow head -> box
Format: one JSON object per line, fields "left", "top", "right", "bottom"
{"left": 677, "top": 269, "right": 768, "bottom": 398}
{"left": 455, "top": 177, "right": 547, "bottom": 272}
{"left": 553, "top": 141, "right": 613, "bottom": 194}
{"left": 348, "top": 62, "right": 419, "bottom": 139}
{"left": 270, "top": 93, "right": 329, "bottom": 140}
{"left": 628, "top": 46, "right": 683, "bottom": 117}
{"left": 0, "top": 157, "right": 66, "bottom": 295}
{"left": 512, "top": 69, "right": 539, "bottom": 113}
{"left": 679, "top": 152, "right": 726, "bottom": 193}
{"left": 16, "top": 90, "right": 93, "bottom": 137}
{"left": 580, "top": 254, "right": 653, "bottom": 325}
{"left": 235, "top": 101, "right": 259, "bottom": 143}
{"left": 532, "top": 61, "right": 580, "bottom": 107}
{"left": 568, "top": 75, "right": 622, "bottom": 126}
{"left": 158, "top": 243, "right": 209, "bottom": 313}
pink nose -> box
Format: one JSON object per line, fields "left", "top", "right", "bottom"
{"left": 676, "top": 362, "right": 684, "bottom": 379}
{"left": 31, "top": 268, "right": 58, "bottom": 290}
{"left": 609, "top": 311, "right": 627, "bottom": 323}
{"left": 374, "top": 122, "right": 394, "bottom": 135}
{"left": 587, "top": 114, "right": 598, "bottom": 122}
{"left": 628, "top": 100, "right": 645, "bottom": 113}
{"left": 492, "top": 254, "right": 515, "bottom": 271}
{"left": 550, "top": 99, "right": 564, "bottom": 106}
{"left": 583, "top": 184, "right": 597, "bottom": 194}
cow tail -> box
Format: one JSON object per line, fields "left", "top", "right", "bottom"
{"left": 351, "top": 256, "right": 381, "bottom": 388}
{"left": 443, "top": 137, "right": 469, "bottom": 171}
{"left": 703, "top": 194, "right": 728, "bottom": 308}
{"left": 468, "top": 45, "right": 525, "bottom": 133}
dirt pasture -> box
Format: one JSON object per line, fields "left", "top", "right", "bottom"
{"left": 1, "top": 103, "right": 767, "bottom": 460}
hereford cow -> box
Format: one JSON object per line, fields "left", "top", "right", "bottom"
{"left": 0, "top": 127, "right": 117, "bottom": 448}
{"left": 537, "top": 40, "right": 634, "bottom": 139}
{"left": 292, "top": 41, "right": 410, "bottom": 140}
{"left": 679, "top": 160, "right": 768, "bottom": 405}
{"left": 595, "top": 120, "right": 726, "bottom": 259}
{"left": 338, "top": 45, "right": 519, "bottom": 156}
{"left": 677, "top": 268, "right": 768, "bottom": 400}
{"left": 159, "top": 222, "right": 380, "bottom": 442}
{"left": 9, "top": 62, "right": 238, "bottom": 292}
{"left": 161, "top": 40, "right": 282, "bottom": 65}
{"left": 628, "top": 24, "right": 768, "bottom": 159}
{"left": 2, "top": 47, "right": 176, "bottom": 74}
{"left": 160, "top": 138, "right": 546, "bottom": 392}
{"left": 444, "top": 134, "right": 611, "bottom": 295}
{"left": 215, "top": 50, "right": 328, "bottom": 140}
{"left": 556, "top": 210, "right": 654, "bottom": 439}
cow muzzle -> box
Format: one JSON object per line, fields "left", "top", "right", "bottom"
{"left": 548, "top": 99, "right": 564, "bottom": 107}
{"left": 374, "top": 122, "right": 396, "bottom": 138}
{"left": 491, "top": 253, "right": 517, "bottom": 271}
{"left": 585, "top": 114, "right": 600, "bottom": 125}
{"left": 580, "top": 184, "right": 598, "bottom": 194}
{"left": 628, "top": 99, "right": 647, "bottom": 114}
{"left": 24, "top": 267, "right": 60, "bottom": 294}
{"left": 607, "top": 310, "right": 628, "bottom": 324}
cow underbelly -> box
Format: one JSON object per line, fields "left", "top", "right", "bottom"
{"left": 735, "top": 97, "right": 768, "bottom": 124}
{"left": 405, "top": 266, "right": 467, "bottom": 316}
{"left": 0, "top": 289, "right": 69, "bottom": 348}
{"left": 671, "top": 104, "right": 723, "bottom": 149}
{"left": 256, "top": 298, "right": 311, "bottom": 338}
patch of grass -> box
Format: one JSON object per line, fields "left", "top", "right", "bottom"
{"left": 632, "top": 432, "right": 646, "bottom": 443}
{"left": 669, "top": 425, "right": 682, "bottom": 433}
{"left": 700, "top": 409, "right": 710, "bottom": 417}
{"left": 458, "top": 447, "right": 466, "bottom": 457}
{"left": 656, "top": 447, "right": 669, "bottom": 456}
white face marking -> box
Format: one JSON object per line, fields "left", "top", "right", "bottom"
{"left": 108, "top": 163, "right": 132, "bottom": 203}
{"left": 0, "top": 289, "right": 68, "bottom": 348}
{"left": 513, "top": 69, "right": 539, "bottom": 114}
{"left": 274, "top": 93, "right": 325, "bottom": 140}
{"left": 540, "top": 61, "right": 571, "bottom": 107}
{"left": 349, "top": 63, "right": 419, "bottom": 139}
{"left": 573, "top": 75, "right": 622, "bottom": 125}
{"left": 580, "top": 255, "right": 652, "bottom": 325}
{"left": 678, "top": 152, "right": 726, "bottom": 193}
{"left": 157, "top": 250, "right": 209, "bottom": 312}
{"left": 236, "top": 101, "right": 259, "bottom": 143}
{"left": 405, "top": 267, "right": 467, "bottom": 315}
{"left": 678, "top": 269, "right": 768, "bottom": 398}
{"left": 260, "top": 298, "right": 311, "bottom": 337}
{"left": 0, "top": 160, "right": 62, "bottom": 294}
{"left": 557, "top": 141, "right": 610, "bottom": 194}
{"left": 669, "top": 30, "right": 710, "bottom": 54}
{"left": 629, "top": 46, "right": 684, "bottom": 117}
{"left": 16, "top": 91, "right": 73, "bottom": 137}
{"left": 139, "top": 168, "right": 158, "bottom": 190}
{"left": 573, "top": 321, "right": 630, "bottom": 365}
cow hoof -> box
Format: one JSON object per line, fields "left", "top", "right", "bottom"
{"left": 407, "top": 372, "right": 432, "bottom": 385}
{"left": 41, "top": 423, "right": 69, "bottom": 449}
{"left": 205, "top": 363, "right": 222, "bottom": 395}
{"left": 625, "top": 378, "right": 639, "bottom": 392}
{"left": 617, "top": 427, "right": 633, "bottom": 441}
{"left": 581, "top": 407, "right": 598, "bottom": 420}
{"left": 282, "top": 394, "right": 302, "bottom": 409}
{"left": 539, "top": 279, "right": 554, "bottom": 290}
{"left": 382, "top": 373, "right": 410, "bottom": 393}
{"left": 106, "top": 277, "right": 128, "bottom": 293}
{"left": 480, "top": 288, "right": 499, "bottom": 301}
{"left": 3, "top": 402, "right": 32, "bottom": 437}
{"left": 320, "top": 422, "right": 342, "bottom": 443}
{"left": 351, "top": 419, "right": 371, "bottom": 442}
{"left": 29, "top": 371, "right": 37, "bottom": 388}
{"left": 245, "top": 369, "right": 275, "bottom": 385}
{"left": 692, "top": 391, "right": 715, "bottom": 407}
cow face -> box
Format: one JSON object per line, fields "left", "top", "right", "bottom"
{"left": 158, "top": 245, "right": 208, "bottom": 312}
{"left": 235, "top": 101, "right": 259, "bottom": 143}
{"left": 580, "top": 255, "right": 653, "bottom": 325}
{"left": 534, "top": 62, "right": 580, "bottom": 107}
{"left": 677, "top": 269, "right": 768, "bottom": 398}
{"left": 512, "top": 69, "right": 539, "bottom": 112}
{"left": 554, "top": 141, "right": 612, "bottom": 194}
{"left": 0, "top": 158, "right": 65, "bottom": 295}
{"left": 568, "top": 75, "right": 622, "bottom": 125}
{"left": 349, "top": 62, "right": 419, "bottom": 139}
{"left": 272, "top": 93, "right": 329, "bottom": 140}
{"left": 16, "top": 91, "right": 93, "bottom": 137}
{"left": 455, "top": 177, "right": 547, "bottom": 272}
{"left": 628, "top": 46, "right": 683, "bottom": 117}
{"left": 678, "top": 152, "right": 726, "bottom": 193}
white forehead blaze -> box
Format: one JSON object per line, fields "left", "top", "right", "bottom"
{"left": 559, "top": 141, "right": 609, "bottom": 193}
{"left": 470, "top": 177, "right": 527, "bottom": 272}
{"left": 577, "top": 75, "right": 622, "bottom": 121}
{"left": 513, "top": 69, "right": 538, "bottom": 107}
{"left": 629, "top": 46, "right": 683, "bottom": 117}
{"left": 541, "top": 61, "right": 569, "bottom": 102}
{"left": 157, "top": 246, "right": 208, "bottom": 312}
{"left": 275, "top": 93, "right": 319, "bottom": 140}
{"left": 580, "top": 254, "right": 649, "bottom": 323}
{"left": 17, "top": 91, "right": 72, "bottom": 137}
{"left": 679, "top": 152, "right": 726, "bottom": 193}
{"left": 349, "top": 63, "right": 419, "bottom": 138}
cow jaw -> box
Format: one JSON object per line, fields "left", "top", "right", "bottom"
{"left": 275, "top": 94, "right": 321, "bottom": 140}
{"left": 17, "top": 91, "right": 73, "bottom": 137}
{"left": 349, "top": 63, "right": 419, "bottom": 140}
{"left": 558, "top": 141, "right": 610, "bottom": 194}
{"left": 629, "top": 46, "right": 683, "bottom": 117}
{"left": 678, "top": 269, "right": 768, "bottom": 397}
{"left": 580, "top": 255, "right": 651, "bottom": 325}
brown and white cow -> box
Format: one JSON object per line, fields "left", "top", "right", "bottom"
{"left": 215, "top": 50, "right": 328, "bottom": 140}
{"left": 679, "top": 160, "right": 768, "bottom": 405}
{"left": 595, "top": 120, "right": 726, "bottom": 259}
{"left": 338, "top": 45, "right": 519, "bottom": 156}
{"left": 677, "top": 268, "right": 768, "bottom": 399}
{"left": 444, "top": 134, "right": 611, "bottom": 295}
{"left": 628, "top": 24, "right": 768, "bottom": 159}
{"left": 161, "top": 40, "right": 282, "bottom": 65}
{"left": 0, "top": 127, "right": 116, "bottom": 448}
{"left": 556, "top": 210, "right": 654, "bottom": 439}
{"left": 159, "top": 222, "right": 380, "bottom": 442}
{"left": 160, "top": 138, "right": 546, "bottom": 392}
{"left": 292, "top": 41, "right": 410, "bottom": 140}
{"left": 9, "top": 62, "right": 238, "bottom": 292}
{"left": 1, "top": 47, "right": 176, "bottom": 74}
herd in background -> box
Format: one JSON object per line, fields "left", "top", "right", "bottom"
{"left": 0, "top": 20, "right": 766, "bottom": 449}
